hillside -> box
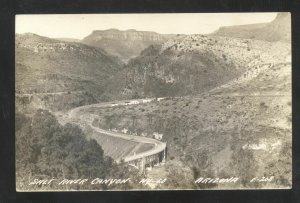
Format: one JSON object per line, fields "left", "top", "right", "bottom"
{"left": 16, "top": 109, "right": 146, "bottom": 191}
{"left": 16, "top": 33, "right": 123, "bottom": 112}
{"left": 16, "top": 110, "right": 114, "bottom": 191}
{"left": 55, "top": 37, "right": 81, "bottom": 43}
{"left": 89, "top": 33, "right": 291, "bottom": 188}
{"left": 91, "top": 65, "right": 291, "bottom": 189}
{"left": 102, "top": 33, "right": 289, "bottom": 101}
{"left": 15, "top": 15, "right": 291, "bottom": 189}
{"left": 213, "top": 12, "right": 291, "bottom": 42}
{"left": 82, "top": 29, "right": 173, "bottom": 63}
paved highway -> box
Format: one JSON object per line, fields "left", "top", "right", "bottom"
{"left": 63, "top": 98, "right": 167, "bottom": 163}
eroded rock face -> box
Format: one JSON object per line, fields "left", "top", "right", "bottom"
{"left": 213, "top": 12, "right": 291, "bottom": 42}
{"left": 85, "top": 29, "right": 169, "bottom": 41}
{"left": 102, "top": 32, "right": 290, "bottom": 101}
{"left": 82, "top": 29, "right": 173, "bottom": 63}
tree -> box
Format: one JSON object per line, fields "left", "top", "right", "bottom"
{"left": 16, "top": 109, "right": 116, "bottom": 191}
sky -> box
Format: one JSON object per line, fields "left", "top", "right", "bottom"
{"left": 16, "top": 13, "right": 278, "bottom": 39}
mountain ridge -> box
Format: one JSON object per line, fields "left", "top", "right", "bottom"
{"left": 16, "top": 33, "right": 123, "bottom": 111}
{"left": 212, "top": 12, "right": 291, "bottom": 42}
{"left": 82, "top": 29, "right": 174, "bottom": 63}
{"left": 101, "top": 31, "right": 290, "bottom": 101}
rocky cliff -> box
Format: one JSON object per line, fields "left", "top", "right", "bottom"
{"left": 213, "top": 12, "right": 291, "bottom": 42}
{"left": 82, "top": 29, "right": 173, "bottom": 63}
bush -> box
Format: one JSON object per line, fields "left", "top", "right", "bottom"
{"left": 222, "top": 54, "right": 227, "bottom": 60}
{"left": 260, "top": 102, "right": 268, "bottom": 108}
{"left": 16, "top": 110, "right": 115, "bottom": 191}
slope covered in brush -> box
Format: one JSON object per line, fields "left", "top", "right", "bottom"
{"left": 102, "top": 33, "right": 288, "bottom": 101}
{"left": 16, "top": 33, "right": 123, "bottom": 111}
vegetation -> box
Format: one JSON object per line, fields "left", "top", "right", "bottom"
{"left": 91, "top": 92, "right": 291, "bottom": 188}
{"left": 15, "top": 16, "right": 291, "bottom": 189}
{"left": 15, "top": 33, "right": 123, "bottom": 111}
{"left": 16, "top": 109, "right": 144, "bottom": 191}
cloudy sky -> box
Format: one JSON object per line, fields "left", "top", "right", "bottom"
{"left": 16, "top": 13, "right": 277, "bottom": 39}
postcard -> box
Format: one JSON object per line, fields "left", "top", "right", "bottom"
{"left": 15, "top": 13, "right": 291, "bottom": 191}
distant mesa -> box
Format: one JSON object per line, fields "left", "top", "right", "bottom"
{"left": 55, "top": 37, "right": 81, "bottom": 43}
{"left": 212, "top": 12, "right": 291, "bottom": 42}
{"left": 82, "top": 29, "right": 173, "bottom": 63}
{"left": 126, "top": 29, "right": 137, "bottom": 32}
{"left": 23, "top": 32, "right": 38, "bottom": 36}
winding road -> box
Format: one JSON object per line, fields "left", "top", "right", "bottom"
{"left": 59, "top": 98, "right": 167, "bottom": 163}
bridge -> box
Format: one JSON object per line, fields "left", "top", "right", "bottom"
{"left": 89, "top": 124, "right": 167, "bottom": 172}
{"left": 126, "top": 147, "right": 167, "bottom": 172}
{"left": 58, "top": 98, "right": 168, "bottom": 172}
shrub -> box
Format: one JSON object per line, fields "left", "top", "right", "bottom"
{"left": 16, "top": 110, "right": 115, "bottom": 191}
{"left": 260, "top": 102, "right": 268, "bottom": 108}
{"left": 222, "top": 54, "right": 227, "bottom": 60}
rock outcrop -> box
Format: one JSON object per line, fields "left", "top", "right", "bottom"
{"left": 212, "top": 12, "right": 291, "bottom": 42}
{"left": 82, "top": 29, "right": 173, "bottom": 62}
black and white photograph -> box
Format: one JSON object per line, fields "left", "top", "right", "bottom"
{"left": 15, "top": 13, "right": 291, "bottom": 191}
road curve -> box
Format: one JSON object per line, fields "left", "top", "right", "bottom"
{"left": 63, "top": 98, "right": 167, "bottom": 163}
